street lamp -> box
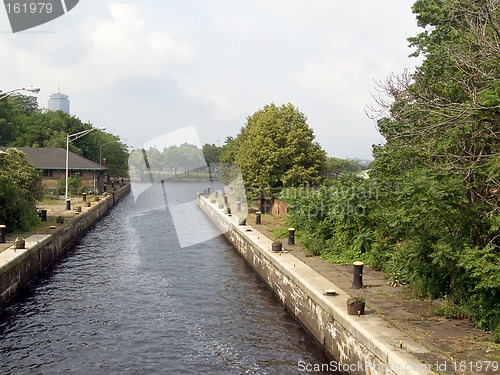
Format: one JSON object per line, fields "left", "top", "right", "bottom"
{"left": 0, "top": 86, "right": 40, "bottom": 100}
{"left": 66, "top": 127, "right": 106, "bottom": 201}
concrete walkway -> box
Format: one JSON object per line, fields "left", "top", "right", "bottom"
{"left": 0, "top": 193, "right": 112, "bottom": 258}
{"left": 246, "top": 212, "right": 499, "bottom": 374}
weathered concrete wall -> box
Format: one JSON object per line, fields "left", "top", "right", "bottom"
{"left": 0, "top": 185, "right": 130, "bottom": 306}
{"left": 198, "top": 195, "right": 435, "bottom": 375}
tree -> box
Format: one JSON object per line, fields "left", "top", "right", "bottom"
{"left": 367, "top": 0, "right": 500, "bottom": 331}
{"left": 0, "top": 94, "right": 40, "bottom": 145}
{"left": 177, "top": 143, "right": 204, "bottom": 175}
{"left": 0, "top": 148, "right": 43, "bottom": 231}
{"left": 0, "top": 97, "right": 129, "bottom": 177}
{"left": 202, "top": 143, "right": 222, "bottom": 179}
{"left": 93, "top": 132, "right": 129, "bottom": 177}
{"left": 223, "top": 103, "right": 326, "bottom": 200}
{"left": 162, "top": 145, "right": 180, "bottom": 175}
{"left": 324, "top": 157, "right": 362, "bottom": 179}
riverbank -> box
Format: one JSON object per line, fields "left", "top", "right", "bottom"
{"left": 198, "top": 192, "right": 500, "bottom": 374}
{"left": 198, "top": 194, "right": 435, "bottom": 375}
{"left": 0, "top": 184, "right": 130, "bottom": 306}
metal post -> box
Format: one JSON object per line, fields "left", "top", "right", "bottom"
{"left": 0, "top": 225, "right": 6, "bottom": 243}
{"left": 288, "top": 227, "right": 295, "bottom": 245}
{"left": 352, "top": 261, "right": 364, "bottom": 289}
{"left": 65, "top": 135, "right": 69, "bottom": 200}
{"left": 256, "top": 211, "right": 261, "bottom": 224}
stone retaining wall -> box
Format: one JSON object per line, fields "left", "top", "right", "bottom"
{"left": 198, "top": 195, "right": 435, "bottom": 375}
{"left": 0, "top": 185, "right": 130, "bottom": 306}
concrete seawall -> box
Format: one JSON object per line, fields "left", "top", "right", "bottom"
{"left": 198, "top": 195, "right": 435, "bottom": 375}
{"left": 0, "top": 185, "right": 130, "bottom": 306}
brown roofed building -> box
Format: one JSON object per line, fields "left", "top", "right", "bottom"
{"left": 0, "top": 147, "right": 106, "bottom": 194}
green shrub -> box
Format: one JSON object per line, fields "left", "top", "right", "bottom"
{"left": 54, "top": 174, "right": 86, "bottom": 196}
{"left": 0, "top": 148, "right": 43, "bottom": 232}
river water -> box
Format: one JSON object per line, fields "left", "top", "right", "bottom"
{"left": 0, "top": 182, "right": 335, "bottom": 374}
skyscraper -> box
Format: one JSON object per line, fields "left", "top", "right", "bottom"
{"left": 48, "top": 92, "right": 70, "bottom": 114}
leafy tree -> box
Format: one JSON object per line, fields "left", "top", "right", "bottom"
{"left": 281, "top": 175, "right": 374, "bottom": 261}
{"left": 0, "top": 94, "right": 40, "bottom": 145}
{"left": 223, "top": 103, "right": 326, "bottom": 200}
{"left": 324, "top": 157, "right": 362, "bottom": 179}
{"left": 367, "top": 0, "right": 500, "bottom": 331}
{"left": 219, "top": 136, "right": 236, "bottom": 164}
{"left": 94, "top": 133, "right": 129, "bottom": 177}
{"left": 177, "top": 143, "right": 203, "bottom": 175}
{"left": 0, "top": 97, "right": 129, "bottom": 177}
{"left": 202, "top": 143, "right": 222, "bottom": 179}
{"left": 162, "top": 145, "right": 180, "bottom": 175}
{"left": 0, "top": 148, "right": 43, "bottom": 232}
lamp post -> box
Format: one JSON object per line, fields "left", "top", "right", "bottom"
{"left": 0, "top": 86, "right": 40, "bottom": 100}
{"left": 66, "top": 127, "right": 106, "bottom": 201}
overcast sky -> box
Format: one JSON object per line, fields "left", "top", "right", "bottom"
{"left": 0, "top": 1, "right": 423, "bottom": 160}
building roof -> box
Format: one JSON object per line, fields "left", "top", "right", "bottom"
{"left": 0, "top": 147, "right": 105, "bottom": 171}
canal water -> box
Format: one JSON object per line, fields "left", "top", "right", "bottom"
{"left": 0, "top": 182, "right": 335, "bottom": 374}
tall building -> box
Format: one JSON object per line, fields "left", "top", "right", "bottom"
{"left": 48, "top": 92, "right": 70, "bottom": 114}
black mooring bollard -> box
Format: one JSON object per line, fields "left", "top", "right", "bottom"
{"left": 255, "top": 211, "right": 261, "bottom": 225}
{"left": 41, "top": 209, "right": 47, "bottom": 222}
{"left": 288, "top": 227, "right": 295, "bottom": 245}
{"left": 0, "top": 225, "right": 6, "bottom": 243}
{"left": 103, "top": 184, "right": 107, "bottom": 193}
{"left": 226, "top": 206, "right": 231, "bottom": 215}
{"left": 224, "top": 195, "right": 228, "bottom": 205}
{"left": 207, "top": 186, "right": 211, "bottom": 194}
{"left": 352, "top": 261, "right": 364, "bottom": 289}
{"left": 83, "top": 192, "right": 87, "bottom": 202}
{"left": 66, "top": 199, "right": 71, "bottom": 211}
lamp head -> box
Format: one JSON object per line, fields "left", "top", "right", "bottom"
{"left": 24, "top": 87, "right": 40, "bottom": 94}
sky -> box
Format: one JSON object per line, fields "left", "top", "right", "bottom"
{"left": 0, "top": 1, "right": 423, "bottom": 160}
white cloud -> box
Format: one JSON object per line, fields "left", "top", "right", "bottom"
{"left": 298, "top": 58, "right": 360, "bottom": 97}
{"left": 81, "top": 4, "right": 193, "bottom": 84}
{"left": 0, "top": 0, "right": 422, "bottom": 159}
{"left": 212, "top": 9, "right": 252, "bottom": 37}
